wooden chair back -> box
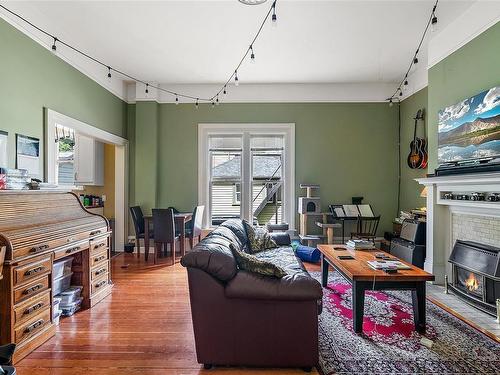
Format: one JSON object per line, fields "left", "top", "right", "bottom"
{"left": 355, "top": 215, "right": 381, "bottom": 238}
{"left": 152, "top": 208, "right": 176, "bottom": 243}
{"left": 129, "top": 206, "right": 145, "bottom": 236}
{"left": 0, "top": 246, "right": 5, "bottom": 281}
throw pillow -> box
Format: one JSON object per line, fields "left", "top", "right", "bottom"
{"left": 242, "top": 220, "right": 278, "bottom": 254}
{"left": 229, "top": 243, "right": 287, "bottom": 278}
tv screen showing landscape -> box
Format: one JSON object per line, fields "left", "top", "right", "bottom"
{"left": 438, "top": 86, "right": 500, "bottom": 165}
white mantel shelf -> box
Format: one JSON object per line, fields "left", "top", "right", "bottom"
{"left": 414, "top": 172, "right": 500, "bottom": 284}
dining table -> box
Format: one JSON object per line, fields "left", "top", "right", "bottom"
{"left": 143, "top": 212, "right": 192, "bottom": 263}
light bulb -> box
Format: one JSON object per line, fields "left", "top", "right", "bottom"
{"left": 250, "top": 46, "right": 255, "bottom": 63}
{"left": 107, "top": 67, "right": 112, "bottom": 80}
{"left": 175, "top": 95, "right": 179, "bottom": 105}
{"left": 234, "top": 71, "right": 239, "bottom": 86}
{"left": 216, "top": 97, "right": 220, "bottom": 105}
{"left": 195, "top": 100, "right": 199, "bottom": 109}
{"left": 145, "top": 84, "right": 149, "bottom": 94}
{"left": 223, "top": 86, "right": 227, "bottom": 95}
{"left": 431, "top": 15, "right": 438, "bottom": 33}
{"left": 389, "top": 99, "right": 393, "bottom": 107}
{"left": 51, "top": 37, "right": 57, "bottom": 54}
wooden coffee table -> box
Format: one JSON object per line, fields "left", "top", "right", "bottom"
{"left": 317, "top": 245, "right": 435, "bottom": 334}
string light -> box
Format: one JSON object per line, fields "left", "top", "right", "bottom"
{"left": 234, "top": 70, "right": 239, "bottom": 86}
{"left": 175, "top": 95, "right": 179, "bottom": 105}
{"left": 51, "top": 37, "right": 57, "bottom": 53}
{"left": 216, "top": 96, "right": 220, "bottom": 105}
{"left": 0, "top": 1, "right": 279, "bottom": 105}
{"left": 389, "top": 99, "right": 394, "bottom": 107}
{"left": 223, "top": 86, "right": 227, "bottom": 95}
{"left": 250, "top": 45, "right": 255, "bottom": 62}
{"left": 272, "top": 1, "right": 277, "bottom": 25}
{"left": 195, "top": 99, "right": 199, "bottom": 109}
{"left": 431, "top": 4, "right": 438, "bottom": 32}
{"left": 387, "top": 0, "right": 438, "bottom": 105}
{"left": 212, "top": 101, "right": 215, "bottom": 108}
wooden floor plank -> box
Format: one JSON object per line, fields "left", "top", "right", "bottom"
{"left": 15, "top": 253, "right": 319, "bottom": 374}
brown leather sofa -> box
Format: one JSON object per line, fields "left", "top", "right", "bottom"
{"left": 181, "top": 220, "right": 323, "bottom": 371}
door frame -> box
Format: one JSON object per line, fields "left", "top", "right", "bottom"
{"left": 198, "top": 123, "right": 295, "bottom": 229}
{"left": 45, "top": 108, "right": 129, "bottom": 251}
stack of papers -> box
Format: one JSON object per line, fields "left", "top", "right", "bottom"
{"left": 367, "top": 260, "right": 411, "bottom": 270}
{"left": 346, "top": 239, "right": 375, "bottom": 250}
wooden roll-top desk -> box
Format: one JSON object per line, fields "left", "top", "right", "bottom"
{"left": 0, "top": 191, "right": 112, "bottom": 363}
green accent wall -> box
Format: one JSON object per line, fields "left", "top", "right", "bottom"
{"left": 134, "top": 102, "right": 399, "bottom": 232}
{"left": 399, "top": 87, "right": 428, "bottom": 211}
{"left": 428, "top": 22, "right": 500, "bottom": 171}
{"left": 0, "top": 18, "right": 127, "bottom": 175}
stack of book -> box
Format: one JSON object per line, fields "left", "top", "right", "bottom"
{"left": 346, "top": 239, "right": 375, "bottom": 250}
{"left": 367, "top": 260, "right": 411, "bottom": 270}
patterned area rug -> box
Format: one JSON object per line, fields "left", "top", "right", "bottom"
{"left": 312, "top": 272, "right": 500, "bottom": 374}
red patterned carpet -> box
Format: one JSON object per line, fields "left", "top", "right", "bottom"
{"left": 313, "top": 272, "right": 500, "bottom": 374}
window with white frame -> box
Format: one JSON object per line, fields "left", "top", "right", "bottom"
{"left": 198, "top": 124, "right": 295, "bottom": 228}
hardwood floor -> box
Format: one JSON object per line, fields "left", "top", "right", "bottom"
{"left": 16, "top": 253, "right": 319, "bottom": 374}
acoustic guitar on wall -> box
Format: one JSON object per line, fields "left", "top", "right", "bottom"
{"left": 407, "top": 109, "right": 428, "bottom": 169}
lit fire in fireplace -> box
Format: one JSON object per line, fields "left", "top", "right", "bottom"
{"left": 465, "top": 272, "right": 479, "bottom": 292}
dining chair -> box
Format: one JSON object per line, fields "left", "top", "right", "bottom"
{"left": 152, "top": 208, "right": 180, "bottom": 265}
{"left": 350, "top": 215, "right": 381, "bottom": 243}
{"left": 186, "top": 205, "right": 205, "bottom": 250}
{"left": 129, "top": 206, "right": 153, "bottom": 258}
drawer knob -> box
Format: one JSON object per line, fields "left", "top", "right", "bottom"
{"left": 90, "top": 230, "right": 102, "bottom": 236}
{"left": 66, "top": 246, "right": 80, "bottom": 254}
{"left": 30, "top": 244, "right": 49, "bottom": 254}
{"left": 95, "top": 280, "right": 107, "bottom": 289}
{"left": 94, "top": 243, "right": 106, "bottom": 250}
{"left": 23, "top": 284, "right": 43, "bottom": 295}
{"left": 94, "top": 255, "right": 106, "bottom": 263}
{"left": 24, "top": 266, "right": 45, "bottom": 277}
{"left": 24, "top": 319, "right": 44, "bottom": 333}
{"left": 95, "top": 268, "right": 106, "bottom": 276}
{"left": 24, "top": 302, "right": 44, "bottom": 315}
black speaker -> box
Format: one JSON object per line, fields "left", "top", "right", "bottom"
{"left": 399, "top": 219, "right": 426, "bottom": 246}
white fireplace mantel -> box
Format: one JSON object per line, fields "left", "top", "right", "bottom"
{"left": 415, "top": 172, "right": 500, "bottom": 284}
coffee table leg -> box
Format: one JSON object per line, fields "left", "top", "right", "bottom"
{"left": 352, "top": 281, "right": 365, "bottom": 334}
{"left": 321, "top": 254, "right": 329, "bottom": 287}
{"left": 412, "top": 282, "right": 426, "bottom": 334}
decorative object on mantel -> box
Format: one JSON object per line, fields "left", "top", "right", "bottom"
{"left": 0, "top": 168, "right": 29, "bottom": 190}
{"left": 435, "top": 85, "right": 500, "bottom": 176}
{"left": 315, "top": 271, "right": 500, "bottom": 375}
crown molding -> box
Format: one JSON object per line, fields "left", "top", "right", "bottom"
{"left": 428, "top": 1, "right": 500, "bottom": 69}
{"left": 129, "top": 82, "right": 400, "bottom": 104}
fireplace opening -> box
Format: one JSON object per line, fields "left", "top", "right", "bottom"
{"left": 456, "top": 268, "right": 483, "bottom": 298}
{"left": 447, "top": 240, "right": 500, "bottom": 316}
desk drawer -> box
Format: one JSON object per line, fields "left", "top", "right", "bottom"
{"left": 13, "top": 257, "right": 51, "bottom": 287}
{"left": 14, "top": 275, "right": 50, "bottom": 305}
{"left": 90, "top": 236, "right": 108, "bottom": 254}
{"left": 91, "top": 248, "right": 108, "bottom": 268}
{"left": 91, "top": 274, "right": 109, "bottom": 295}
{"left": 14, "top": 309, "right": 51, "bottom": 344}
{"left": 54, "top": 241, "right": 89, "bottom": 261}
{"left": 91, "top": 262, "right": 109, "bottom": 280}
{"left": 14, "top": 291, "right": 51, "bottom": 326}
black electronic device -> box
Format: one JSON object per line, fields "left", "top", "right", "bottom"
{"left": 337, "top": 255, "right": 355, "bottom": 260}
{"left": 383, "top": 268, "right": 398, "bottom": 274}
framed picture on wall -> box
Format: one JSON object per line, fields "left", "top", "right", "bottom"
{"left": 0, "top": 130, "right": 7, "bottom": 168}
{"left": 16, "top": 134, "right": 40, "bottom": 178}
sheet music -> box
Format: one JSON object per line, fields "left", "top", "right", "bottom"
{"left": 333, "top": 207, "right": 345, "bottom": 217}
{"left": 357, "top": 204, "right": 374, "bottom": 217}
{"left": 343, "top": 205, "right": 359, "bottom": 217}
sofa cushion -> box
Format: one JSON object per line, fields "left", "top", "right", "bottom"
{"left": 220, "top": 219, "right": 250, "bottom": 253}
{"left": 243, "top": 221, "right": 278, "bottom": 254}
{"left": 208, "top": 225, "right": 245, "bottom": 253}
{"left": 180, "top": 235, "right": 237, "bottom": 281}
{"left": 229, "top": 244, "right": 287, "bottom": 278}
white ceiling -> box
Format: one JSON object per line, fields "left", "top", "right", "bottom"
{"left": 2, "top": 0, "right": 475, "bottom": 88}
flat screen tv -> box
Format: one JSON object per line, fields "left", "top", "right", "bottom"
{"left": 438, "top": 86, "right": 500, "bottom": 165}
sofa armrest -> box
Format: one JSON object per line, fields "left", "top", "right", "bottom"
{"left": 225, "top": 270, "right": 323, "bottom": 301}
{"left": 270, "top": 232, "right": 291, "bottom": 246}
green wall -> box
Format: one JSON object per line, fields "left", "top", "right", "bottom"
{"left": 428, "top": 22, "right": 500, "bottom": 171}
{"left": 131, "top": 102, "right": 399, "bottom": 233}
{"left": 0, "top": 18, "right": 127, "bottom": 175}
{"left": 399, "top": 87, "right": 428, "bottom": 211}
